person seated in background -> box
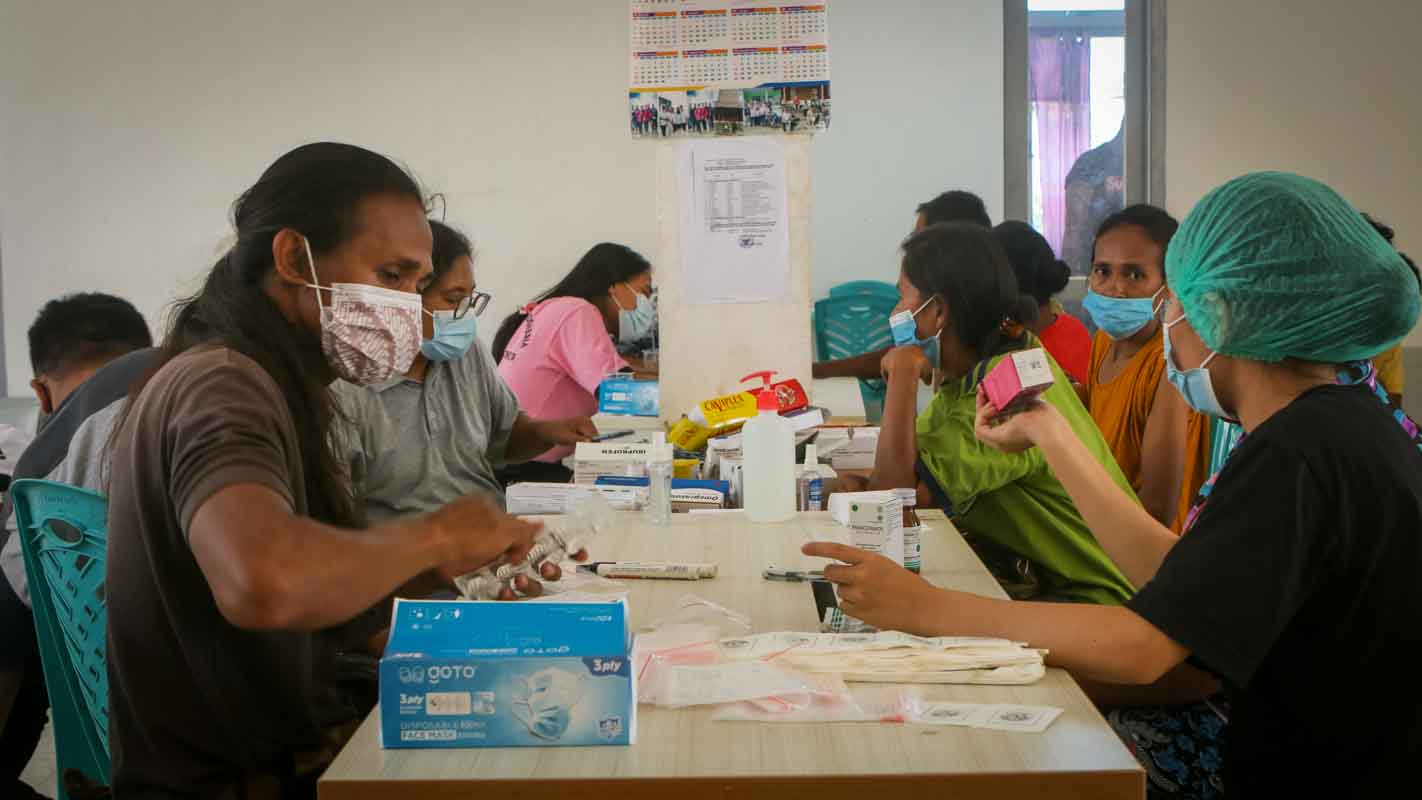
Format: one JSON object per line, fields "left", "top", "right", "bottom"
{"left": 806, "top": 172, "right": 1422, "bottom": 797}
{"left": 912, "top": 189, "right": 992, "bottom": 232}
{"left": 493, "top": 243, "right": 655, "bottom": 484}
{"left": 334, "top": 220, "right": 597, "bottom": 519}
{"left": 1363, "top": 213, "right": 1412, "bottom": 407}
{"left": 991, "top": 221, "right": 1092, "bottom": 385}
{"left": 1081, "top": 205, "right": 1209, "bottom": 532}
{"left": 103, "top": 143, "right": 564, "bottom": 798}
{"left": 0, "top": 293, "right": 153, "bottom": 800}
{"left": 615, "top": 287, "right": 659, "bottom": 372}
{"left": 856, "top": 222, "right": 1136, "bottom": 605}
{"left": 813, "top": 190, "right": 993, "bottom": 382}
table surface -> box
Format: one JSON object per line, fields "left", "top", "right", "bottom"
{"left": 320, "top": 510, "right": 1142, "bottom": 800}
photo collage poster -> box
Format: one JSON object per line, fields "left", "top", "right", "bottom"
{"left": 629, "top": 0, "right": 831, "bottom": 139}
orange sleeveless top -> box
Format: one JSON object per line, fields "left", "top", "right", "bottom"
{"left": 1086, "top": 330, "right": 1209, "bottom": 533}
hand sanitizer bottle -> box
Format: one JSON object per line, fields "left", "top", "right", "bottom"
{"left": 741, "top": 371, "right": 796, "bottom": 523}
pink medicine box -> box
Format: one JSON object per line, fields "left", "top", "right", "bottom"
{"left": 982, "top": 348, "right": 1055, "bottom": 416}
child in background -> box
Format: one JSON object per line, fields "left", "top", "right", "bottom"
{"left": 1081, "top": 205, "right": 1209, "bottom": 532}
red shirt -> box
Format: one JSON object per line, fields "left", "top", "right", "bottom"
{"left": 1038, "top": 310, "right": 1092, "bottom": 385}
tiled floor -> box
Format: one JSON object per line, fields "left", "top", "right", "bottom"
{"left": 19, "top": 722, "right": 56, "bottom": 797}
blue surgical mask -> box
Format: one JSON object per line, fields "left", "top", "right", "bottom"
{"left": 1083, "top": 288, "right": 1164, "bottom": 340}
{"left": 1162, "top": 313, "right": 1232, "bottom": 420}
{"left": 889, "top": 297, "right": 942, "bottom": 367}
{"left": 420, "top": 309, "right": 478, "bottom": 362}
{"left": 617, "top": 284, "right": 656, "bottom": 344}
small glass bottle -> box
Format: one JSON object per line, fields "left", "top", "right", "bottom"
{"left": 893, "top": 488, "right": 922, "bottom": 574}
{"left": 797, "top": 444, "right": 824, "bottom": 511}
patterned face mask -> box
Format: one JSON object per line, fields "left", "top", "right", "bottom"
{"left": 303, "top": 238, "right": 423, "bottom": 385}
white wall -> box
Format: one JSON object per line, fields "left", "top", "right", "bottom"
{"left": 1165, "top": 0, "right": 1422, "bottom": 340}
{"left": 0, "top": 0, "right": 1005, "bottom": 394}
{"left": 811, "top": 0, "right": 1004, "bottom": 297}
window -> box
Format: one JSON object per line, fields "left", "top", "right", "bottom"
{"left": 1006, "top": 0, "right": 1164, "bottom": 278}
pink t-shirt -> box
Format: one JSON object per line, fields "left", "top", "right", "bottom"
{"left": 497, "top": 296, "right": 629, "bottom": 462}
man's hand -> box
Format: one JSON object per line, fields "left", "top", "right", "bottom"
{"left": 424, "top": 494, "right": 543, "bottom": 581}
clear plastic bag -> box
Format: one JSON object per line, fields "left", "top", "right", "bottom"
{"left": 639, "top": 661, "right": 816, "bottom": 709}
{"left": 643, "top": 594, "right": 752, "bottom": 636}
{"left": 712, "top": 684, "right": 922, "bottom": 723}
{"left": 633, "top": 624, "right": 726, "bottom": 704}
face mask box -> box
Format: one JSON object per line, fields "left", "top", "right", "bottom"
{"left": 573, "top": 442, "right": 653, "bottom": 484}
{"left": 597, "top": 375, "right": 660, "bottom": 417}
{"left": 505, "top": 482, "right": 645, "bottom": 515}
{"left": 380, "top": 598, "right": 635, "bottom": 749}
{"left": 828, "top": 491, "right": 904, "bottom": 565}
{"left": 981, "top": 348, "right": 1055, "bottom": 417}
{"left": 829, "top": 428, "right": 879, "bottom": 471}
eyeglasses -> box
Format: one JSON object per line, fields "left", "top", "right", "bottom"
{"left": 452, "top": 290, "right": 492, "bottom": 320}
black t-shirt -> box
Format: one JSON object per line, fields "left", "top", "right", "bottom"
{"left": 1129, "top": 385, "right": 1422, "bottom": 796}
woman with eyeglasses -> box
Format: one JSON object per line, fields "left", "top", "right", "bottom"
{"left": 492, "top": 242, "right": 656, "bottom": 484}
{"left": 333, "top": 221, "right": 598, "bottom": 517}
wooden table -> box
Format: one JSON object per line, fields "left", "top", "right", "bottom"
{"left": 320, "top": 510, "right": 1143, "bottom": 799}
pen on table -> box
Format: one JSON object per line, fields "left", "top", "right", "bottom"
{"left": 579, "top": 561, "right": 717, "bottom": 580}
{"left": 762, "top": 567, "right": 825, "bottom": 582}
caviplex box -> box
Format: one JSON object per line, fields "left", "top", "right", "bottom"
{"left": 379, "top": 598, "right": 635, "bottom": 748}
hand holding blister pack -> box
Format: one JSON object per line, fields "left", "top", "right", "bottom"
{"left": 455, "top": 494, "right": 615, "bottom": 601}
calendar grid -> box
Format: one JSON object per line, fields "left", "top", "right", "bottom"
{"left": 629, "top": 1, "right": 831, "bottom": 137}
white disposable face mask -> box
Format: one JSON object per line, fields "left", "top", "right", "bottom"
{"left": 303, "top": 238, "right": 423, "bottom": 385}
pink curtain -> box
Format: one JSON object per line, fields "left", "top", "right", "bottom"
{"left": 1029, "top": 32, "right": 1091, "bottom": 255}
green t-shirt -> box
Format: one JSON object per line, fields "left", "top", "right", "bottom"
{"left": 916, "top": 342, "right": 1137, "bottom": 605}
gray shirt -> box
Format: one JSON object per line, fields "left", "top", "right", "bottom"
{"left": 1, "top": 399, "right": 123, "bottom": 605}
{"left": 333, "top": 339, "right": 521, "bottom": 522}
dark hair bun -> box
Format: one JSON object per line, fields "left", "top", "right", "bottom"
{"left": 991, "top": 221, "right": 1065, "bottom": 305}
{"left": 1043, "top": 258, "right": 1071, "bottom": 296}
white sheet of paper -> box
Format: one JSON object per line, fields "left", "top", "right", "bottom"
{"left": 679, "top": 138, "right": 790, "bottom": 305}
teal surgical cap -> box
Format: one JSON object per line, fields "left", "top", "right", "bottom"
{"left": 1165, "top": 171, "right": 1419, "bottom": 363}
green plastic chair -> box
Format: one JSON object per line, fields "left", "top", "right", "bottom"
{"left": 11, "top": 479, "right": 111, "bottom": 797}
{"left": 814, "top": 293, "right": 898, "bottom": 422}
{"left": 829, "top": 280, "right": 897, "bottom": 300}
